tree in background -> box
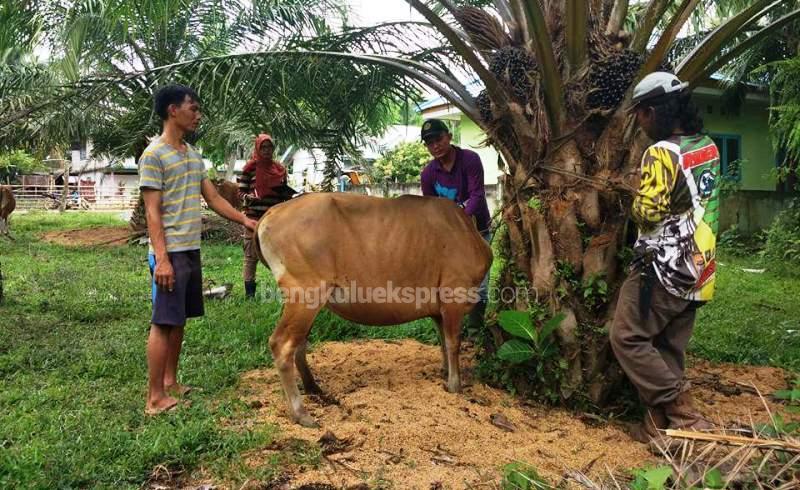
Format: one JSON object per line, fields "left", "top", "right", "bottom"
{"left": 0, "top": 150, "right": 46, "bottom": 183}
{"left": 770, "top": 56, "right": 800, "bottom": 187}
{"left": 1, "top": 0, "right": 414, "bottom": 189}
{"left": 371, "top": 141, "right": 430, "bottom": 184}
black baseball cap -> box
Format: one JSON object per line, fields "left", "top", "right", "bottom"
{"left": 420, "top": 119, "right": 450, "bottom": 142}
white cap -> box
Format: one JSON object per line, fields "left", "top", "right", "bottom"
{"left": 630, "top": 72, "right": 688, "bottom": 108}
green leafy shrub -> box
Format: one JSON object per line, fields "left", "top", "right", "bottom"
{"left": 476, "top": 308, "right": 566, "bottom": 403}
{"left": 630, "top": 465, "right": 673, "bottom": 490}
{"left": 496, "top": 310, "right": 564, "bottom": 365}
{"left": 773, "top": 377, "right": 800, "bottom": 415}
{"left": 0, "top": 150, "right": 45, "bottom": 183}
{"left": 762, "top": 198, "right": 800, "bottom": 267}
{"left": 370, "top": 142, "right": 429, "bottom": 184}
{"left": 501, "top": 462, "right": 550, "bottom": 490}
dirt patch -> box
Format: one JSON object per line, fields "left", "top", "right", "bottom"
{"left": 41, "top": 226, "right": 130, "bottom": 247}
{"left": 687, "top": 359, "right": 795, "bottom": 424}
{"left": 200, "top": 340, "right": 796, "bottom": 489}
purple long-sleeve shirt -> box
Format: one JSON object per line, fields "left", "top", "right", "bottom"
{"left": 420, "top": 146, "right": 491, "bottom": 233}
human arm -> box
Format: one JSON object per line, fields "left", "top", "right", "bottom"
{"left": 201, "top": 178, "right": 258, "bottom": 231}
{"left": 420, "top": 165, "right": 435, "bottom": 196}
{"left": 139, "top": 152, "right": 175, "bottom": 290}
{"left": 141, "top": 189, "right": 175, "bottom": 290}
{"left": 462, "top": 155, "right": 486, "bottom": 217}
{"left": 631, "top": 145, "right": 679, "bottom": 229}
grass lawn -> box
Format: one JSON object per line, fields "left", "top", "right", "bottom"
{"left": 0, "top": 212, "right": 433, "bottom": 489}
{"left": 692, "top": 254, "right": 800, "bottom": 371}
{"left": 1, "top": 211, "right": 798, "bottom": 488}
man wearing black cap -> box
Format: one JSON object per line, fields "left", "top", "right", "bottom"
{"left": 419, "top": 118, "right": 492, "bottom": 330}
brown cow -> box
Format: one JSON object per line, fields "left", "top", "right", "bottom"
{"left": 213, "top": 180, "right": 241, "bottom": 209}
{"left": 255, "top": 193, "right": 492, "bottom": 427}
{"left": 0, "top": 185, "right": 16, "bottom": 237}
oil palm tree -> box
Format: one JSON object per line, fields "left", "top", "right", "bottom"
{"left": 173, "top": 0, "right": 799, "bottom": 406}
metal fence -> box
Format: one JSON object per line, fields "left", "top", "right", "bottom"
{"left": 6, "top": 184, "right": 140, "bottom": 211}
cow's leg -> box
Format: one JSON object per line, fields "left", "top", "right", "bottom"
{"left": 432, "top": 315, "right": 448, "bottom": 379}
{"left": 440, "top": 307, "right": 467, "bottom": 393}
{"left": 294, "top": 340, "right": 323, "bottom": 395}
{"left": 269, "top": 302, "right": 321, "bottom": 428}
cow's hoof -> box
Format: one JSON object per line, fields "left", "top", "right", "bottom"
{"left": 444, "top": 382, "right": 462, "bottom": 394}
{"left": 294, "top": 413, "right": 320, "bottom": 428}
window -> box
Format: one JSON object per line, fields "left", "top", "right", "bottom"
{"left": 709, "top": 134, "right": 741, "bottom": 181}
{"left": 70, "top": 140, "right": 88, "bottom": 160}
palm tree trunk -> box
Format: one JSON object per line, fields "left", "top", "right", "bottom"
{"left": 488, "top": 119, "right": 649, "bottom": 407}
{"left": 224, "top": 153, "right": 237, "bottom": 181}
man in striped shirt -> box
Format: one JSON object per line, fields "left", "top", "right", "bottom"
{"left": 139, "top": 85, "right": 258, "bottom": 415}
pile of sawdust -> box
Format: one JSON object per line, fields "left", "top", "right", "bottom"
{"left": 41, "top": 226, "right": 130, "bottom": 247}
{"left": 198, "top": 339, "right": 796, "bottom": 489}
{"left": 686, "top": 359, "right": 794, "bottom": 425}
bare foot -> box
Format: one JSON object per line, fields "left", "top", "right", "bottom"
{"left": 145, "top": 395, "right": 179, "bottom": 416}
{"left": 165, "top": 383, "right": 193, "bottom": 397}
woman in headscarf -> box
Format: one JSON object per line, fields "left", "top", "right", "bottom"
{"left": 237, "top": 133, "right": 288, "bottom": 298}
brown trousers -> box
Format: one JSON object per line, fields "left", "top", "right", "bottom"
{"left": 242, "top": 227, "right": 259, "bottom": 282}
{"left": 610, "top": 269, "right": 700, "bottom": 407}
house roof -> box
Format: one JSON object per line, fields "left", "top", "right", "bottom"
{"left": 418, "top": 80, "right": 483, "bottom": 111}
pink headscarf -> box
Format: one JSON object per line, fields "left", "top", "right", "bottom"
{"left": 241, "top": 133, "right": 286, "bottom": 197}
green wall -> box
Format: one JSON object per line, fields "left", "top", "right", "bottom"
{"left": 456, "top": 94, "right": 776, "bottom": 191}
{"left": 459, "top": 117, "right": 502, "bottom": 184}
{"left": 695, "top": 94, "right": 776, "bottom": 191}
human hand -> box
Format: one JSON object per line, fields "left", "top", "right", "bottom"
{"left": 243, "top": 217, "right": 259, "bottom": 231}
{"left": 154, "top": 256, "right": 175, "bottom": 292}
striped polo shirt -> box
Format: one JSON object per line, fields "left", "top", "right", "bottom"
{"left": 138, "top": 136, "right": 205, "bottom": 253}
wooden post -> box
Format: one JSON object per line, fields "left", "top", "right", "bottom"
{"left": 60, "top": 157, "right": 70, "bottom": 212}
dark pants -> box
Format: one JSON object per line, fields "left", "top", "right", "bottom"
{"left": 148, "top": 250, "right": 204, "bottom": 327}
{"left": 242, "top": 227, "right": 259, "bottom": 282}
{"left": 610, "top": 269, "right": 700, "bottom": 407}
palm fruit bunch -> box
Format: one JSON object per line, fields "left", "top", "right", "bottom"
{"left": 489, "top": 46, "right": 537, "bottom": 102}
{"left": 476, "top": 90, "right": 493, "bottom": 123}
{"left": 587, "top": 49, "right": 644, "bottom": 110}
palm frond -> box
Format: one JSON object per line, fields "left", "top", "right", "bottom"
{"left": 639, "top": 0, "right": 702, "bottom": 77}
{"left": 606, "top": 0, "right": 629, "bottom": 35}
{"left": 692, "top": 8, "right": 800, "bottom": 86}
{"left": 406, "top": 0, "right": 506, "bottom": 109}
{"left": 630, "top": 0, "right": 671, "bottom": 53}
{"left": 566, "top": 0, "right": 588, "bottom": 70}
{"left": 676, "top": 0, "right": 779, "bottom": 82}
{"left": 518, "top": 0, "right": 564, "bottom": 134}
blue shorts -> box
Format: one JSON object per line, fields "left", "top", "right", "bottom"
{"left": 148, "top": 250, "right": 204, "bottom": 327}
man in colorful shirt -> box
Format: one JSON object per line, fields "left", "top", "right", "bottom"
{"left": 139, "top": 85, "right": 258, "bottom": 415}
{"left": 420, "top": 118, "right": 492, "bottom": 330}
{"left": 237, "top": 133, "right": 292, "bottom": 299}
{"left": 611, "top": 72, "right": 719, "bottom": 442}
